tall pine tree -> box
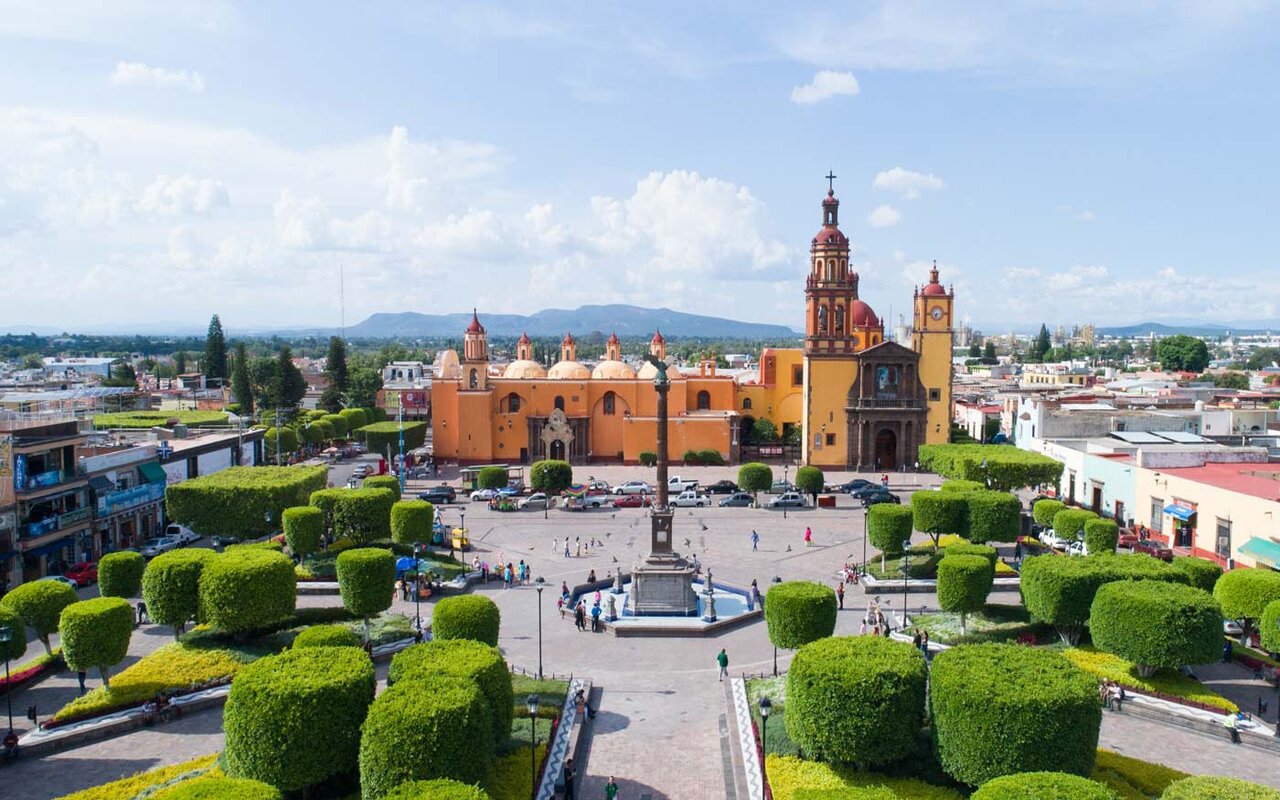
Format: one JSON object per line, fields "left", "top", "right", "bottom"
{"left": 326, "top": 336, "right": 349, "bottom": 392}
{"left": 174, "top": 350, "right": 188, "bottom": 374}
{"left": 267, "top": 345, "right": 307, "bottom": 409}
{"left": 230, "top": 341, "right": 254, "bottom": 416}
{"left": 203, "top": 314, "right": 228, "bottom": 383}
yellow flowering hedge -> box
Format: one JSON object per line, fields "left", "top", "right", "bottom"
{"left": 1061, "top": 647, "right": 1237, "bottom": 713}
{"left": 764, "top": 755, "right": 964, "bottom": 800}
{"left": 55, "top": 754, "right": 222, "bottom": 800}
{"left": 1090, "top": 749, "right": 1188, "bottom": 800}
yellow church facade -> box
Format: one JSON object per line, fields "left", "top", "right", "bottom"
{"left": 430, "top": 183, "right": 954, "bottom": 468}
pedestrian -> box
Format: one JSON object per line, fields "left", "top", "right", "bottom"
{"left": 606, "top": 776, "right": 620, "bottom": 800}
{"left": 553, "top": 537, "right": 559, "bottom": 555}
{"left": 1225, "top": 713, "right": 1241, "bottom": 744}
{"left": 1223, "top": 640, "right": 1234, "bottom": 663}
{"left": 836, "top": 581, "right": 845, "bottom": 609}
{"left": 751, "top": 530, "right": 759, "bottom": 551}
{"left": 574, "top": 688, "right": 597, "bottom": 719}
{"left": 561, "top": 580, "right": 570, "bottom": 597}
{"left": 717, "top": 647, "right": 729, "bottom": 681}
{"left": 1115, "top": 684, "right": 1125, "bottom": 712}
{"left": 591, "top": 602, "right": 602, "bottom": 632}
{"left": 588, "top": 569, "right": 597, "bottom": 583}
{"left": 77, "top": 670, "right": 87, "bottom": 695}
{"left": 860, "top": 619, "right": 867, "bottom": 635}
{"left": 804, "top": 526, "right": 812, "bottom": 547}
{"left": 564, "top": 757, "right": 577, "bottom": 800}
{"left": 576, "top": 536, "right": 582, "bottom": 558}
{"left": 1013, "top": 539, "right": 1023, "bottom": 561}
{"left": 912, "top": 629, "right": 922, "bottom": 650}
{"left": 575, "top": 602, "right": 586, "bottom": 631}
{"left": 921, "top": 630, "right": 929, "bottom": 652}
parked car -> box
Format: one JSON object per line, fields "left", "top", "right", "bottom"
{"left": 828, "top": 478, "right": 875, "bottom": 494}
{"left": 1117, "top": 530, "right": 1141, "bottom": 549}
{"left": 719, "top": 491, "right": 755, "bottom": 507}
{"left": 850, "top": 484, "right": 889, "bottom": 500}
{"left": 470, "top": 488, "right": 501, "bottom": 502}
{"left": 1039, "top": 529, "right": 1068, "bottom": 550}
{"left": 520, "top": 492, "right": 551, "bottom": 510}
{"left": 769, "top": 492, "right": 807, "bottom": 509}
{"left": 38, "top": 575, "right": 80, "bottom": 590}
{"left": 768, "top": 480, "right": 796, "bottom": 494}
{"left": 569, "top": 494, "right": 610, "bottom": 510}
{"left": 418, "top": 486, "right": 457, "bottom": 504}
{"left": 670, "top": 490, "right": 709, "bottom": 508}
{"left": 498, "top": 484, "right": 523, "bottom": 497}
{"left": 63, "top": 561, "right": 98, "bottom": 586}
{"left": 138, "top": 536, "right": 181, "bottom": 558}
{"left": 1066, "top": 540, "right": 1089, "bottom": 557}
{"left": 351, "top": 464, "right": 373, "bottom": 478}
{"left": 165, "top": 523, "right": 200, "bottom": 545}
{"left": 1132, "top": 538, "right": 1173, "bottom": 561}
{"left": 1224, "top": 619, "right": 1244, "bottom": 637}
{"left": 861, "top": 491, "right": 901, "bottom": 508}
{"left": 587, "top": 480, "right": 611, "bottom": 494}
{"left": 666, "top": 476, "right": 699, "bottom": 493}
{"left": 613, "top": 480, "right": 653, "bottom": 496}
{"left": 705, "top": 479, "right": 739, "bottom": 494}
{"left": 611, "top": 494, "right": 652, "bottom": 508}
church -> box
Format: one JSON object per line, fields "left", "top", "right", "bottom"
{"left": 429, "top": 181, "right": 954, "bottom": 469}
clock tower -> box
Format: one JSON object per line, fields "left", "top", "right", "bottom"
{"left": 912, "top": 262, "right": 954, "bottom": 445}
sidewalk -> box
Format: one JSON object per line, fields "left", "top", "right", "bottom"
{"left": 1195, "top": 660, "right": 1279, "bottom": 726}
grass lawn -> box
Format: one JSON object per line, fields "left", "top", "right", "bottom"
{"left": 1062, "top": 646, "right": 1239, "bottom": 713}
{"left": 864, "top": 549, "right": 944, "bottom": 581}
{"left": 55, "top": 754, "right": 221, "bottom": 799}
{"left": 908, "top": 603, "right": 1053, "bottom": 646}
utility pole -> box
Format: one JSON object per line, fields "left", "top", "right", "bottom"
{"left": 275, "top": 406, "right": 282, "bottom": 466}
{"left": 397, "top": 391, "right": 405, "bottom": 493}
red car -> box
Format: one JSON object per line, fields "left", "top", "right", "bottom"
{"left": 1117, "top": 530, "right": 1140, "bottom": 549}
{"left": 64, "top": 561, "right": 99, "bottom": 587}
{"left": 611, "top": 494, "right": 652, "bottom": 508}
{"left": 1132, "top": 539, "right": 1173, "bottom": 561}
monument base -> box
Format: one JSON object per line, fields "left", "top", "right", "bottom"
{"left": 630, "top": 555, "right": 698, "bottom": 617}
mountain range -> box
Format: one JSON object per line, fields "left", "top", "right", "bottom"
{"left": 1095, "top": 321, "right": 1279, "bottom": 337}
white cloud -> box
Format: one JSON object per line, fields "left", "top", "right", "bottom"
{"left": 790, "top": 70, "right": 860, "bottom": 105}
{"left": 867, "top": 204, "right": 901, "bottom": 228}
{"left": 135, "top": 174, "right": 228, "bottom": 216}
{"left": 1057, "top": 204, "right": 1097, "bottom": 222}
{"left": 873, "top": 167, "right": 944, "bottom": 199}
{"left": 110, "top": 61, "right": 206, "bottom": 92}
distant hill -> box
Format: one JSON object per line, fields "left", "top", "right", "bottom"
{"left": 345, "top": 304, "right": 799, "bottom": 339}
{"left": 1097, "top": 321, "right": 1276, "bottom": 338}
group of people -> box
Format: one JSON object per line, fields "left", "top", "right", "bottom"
{"left": 909, "top": 628, "right": 931, "bottom": 656}
{"left": 396, "top": 572, "right": 441, "bottom": 601}
{"left": 573, "top": 596, "right": 605, "bottom": 632}
{"left": 554, "top": 536, "right": 602, "bottom": 558}
{"left": 859, "top": 603, "right": 894, "bottom": 637}
{"left": 1101, "top": 680, "right": 1127, "bottom": 712}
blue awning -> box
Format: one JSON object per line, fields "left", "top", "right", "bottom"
{"left": 1239, "top": 537, "right": 1280, "bottom": 569}
{"left": 21, "top": 537, "right": 74, "bottom": 558}
{"left": 1162, "top": 504, "right": 1196, "bottom": 521}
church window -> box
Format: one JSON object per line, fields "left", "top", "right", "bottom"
{"left": 469, "top": 369, "right": 478, "bottom": 389}
{"left": 929, "top": 388, "right": 942, "bottom": 402}
{"left": 742, "top": 397, "right": 753, "bottom": 410}
{"left": 603, "top": 392, "right": 616, "bottom": 415}
{"left": 696, "top": 390, "right": 711, "bottom": 410}
{"left": 504, "top": 393, "right": 521, "bottom": 413}
{"left": 554, "top": 395, "right": 565, "bottom": 411}
{"left": 834, "top": 305, "right": 844, "bottom": 335}
{"left": 817, "top": 305, "right": 828, "bottom": 333}
{"left": 792, "top": 365, "right": 803, "bottom": 387}
{"left": 826, "top": 433, "right": 836, "bottom": 446}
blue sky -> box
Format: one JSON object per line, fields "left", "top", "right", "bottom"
{"left": 1, "top": 1, "right": 1278, "bottom": 334}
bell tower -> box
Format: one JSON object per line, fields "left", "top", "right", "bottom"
{"left": 462, "top": 309, "right": 489, "bottom": 391}
{"left": 560, "top": 332, "right": 577, "bottom": 362}
{"left": 912, "top": 262, "right": 955, "bottom": 445}
{"left": 516, "top": 331, "right": 532, "bottom": 361}
{"left": 606, "top": 332, "right": 621, "bottom": 361}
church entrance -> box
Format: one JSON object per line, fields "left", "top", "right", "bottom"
{"left": 874, "top": 428, "right": 898, "bottom": 470}
{"left": 549, "top": 440, "right": 566, "bottom": 461}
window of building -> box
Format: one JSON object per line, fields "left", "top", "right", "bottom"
{"left": 1150, "top": 498, "right": 1164, "bottom": 531}
{"left": 696, "top": 390, "right": 711, "bottom": 410}
{"left": 742, "top": 397, "right": 752, "bottom": 410}
{"left": 469, "top": 369, "right": 478, "bottom": 389}
{"left": 603, "top": 392, "right": 616, "bottom": 416}
{"left": 792, "top": 365, "right": 803, "bottom": 387}
{"left": 554, "top": 395, "right": 565, "bottom": 412}
{"left": 1216, "top": 518, "right": 1231, "bottom": 559}
{"left": 503, "top": 393, "right": 521, "bottom": 413}
{"left": 825, "top": 433, "right": 836, "bottom": 446}
{"left": 928, "top": 388, "right": 941, "bottom": 401}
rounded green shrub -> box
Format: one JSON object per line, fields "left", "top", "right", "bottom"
{"left": 0, "top": 578, "right": 77, "bottom": 655}
{"left": 944, "top": 541, "right": 998, "bottom": 567}
{"left": 795, "top": 466, "right": 825, "bottom": 499}
{"left": 388, "top": 639, "right": 513, "bottom": 745}
{"left": 339, "top": 407, "right": 370, "bottom": 432}
{"left": 98, "top": 551, "right": 146, "bottom": 598}
{"left": 224, "top": 646, "right": 376, "bottom": 792}
{"left": 199, "top": 549, "right": 297, "bottom": 635}
{"left": 930, "top": 643, "right": 1101, "bottom": 785}
{"left": 337, "top": 548, "right": 396, "bottom": 618}
{"left": 283, "top": 506, "right": 324, "bottom": 559}
{"left": 383, "top": 779, "right": 491, "bottom": 800}
{"left": 477, "top": 466, "right": 508, "bottom": 490}
{"left": 153, "top": 776, "right": 283, "bottom": 800}
{"left": 972, "top": 772, "right": 1117, "bottom": 800}
{"left": 1172, "top": 556, "right": 1223, "bottom": 593}
{"left": 1160, "top": 776, "right": 1280, "bottom": 800}
{"left": 1033, "top": 499, "right": 1067, "bottom": 528}
{"left": 359, "top": 677, "right": 494, "bottom": 799}
{"left": 1053, "top": 508, "right": 1098, "bottom": 541}
{"left": 391, "top": 499, "right": 434, "bottom": 545}
{"left": 784, "top": 636, "right": 926, "bottom": 765}
{"left": 1084, "top": 519, "right": 1120, "bottom": 555}
{"left": 0, "top": 604, "right": 28, "bottom": 662}
{"left": 1261, "top": 599, "right": 1280, "bottom": 654}
{"left": 966, "top": 491, "right": 1022, "bottom": 543}
{"left": 1090, "top": 580, "right": 1222, "bottom": 675}
{"left": 737, "top": 462, "right": 773, "bottom": 495}
{"left": 765, "top": 581, "right": 838, "bottom": 651}
{"left": 911, "top": 491, "right": 969, "bottom": 542}
{"left": 142, "top": 549, "right": 216, "bottom": 639}
{"left": 940, "top": 479, "right": 986, "bottom": 493}
{"left": 322, "top": 414, "right": 349, "bottom": 438}
{"left": 293, "top": 624, "right": 362, "bottom": 649}
{"left": 1214, "top": 568, "right": 1280, "bottom": 642}
{"left": 937, "top": 555, "right": 994, "bottom": 635}
{"left": 431, "top": 595, "right": 500, "bottom": 647}
{"left": 868, "top": 504, "right": 913, "bottom": 566}
{"left": 529, "top": 459, "right": 572, "bottom": 494}
{"left": 363, "top": 474, "right": 402, "bottom": 500}
{"left": 59, "top": 597, "right": 133, "bottom": 687}
{"left": 310, "top": 487, "right": 396, "bottom": 544}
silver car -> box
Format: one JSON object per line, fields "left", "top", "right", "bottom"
{"left": 138, "top": 536, "right": 181, "bottom": 558}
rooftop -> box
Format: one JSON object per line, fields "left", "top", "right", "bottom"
{"left": 1158, "top": 461, "right": 1280, "bottom": 503}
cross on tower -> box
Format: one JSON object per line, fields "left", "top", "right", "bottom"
{"left": 825, "top": 171, "right": 837, "bottom": 192}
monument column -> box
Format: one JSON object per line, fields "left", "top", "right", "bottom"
{"left": 651, "top": 375, "right": 674, "bottom": 555}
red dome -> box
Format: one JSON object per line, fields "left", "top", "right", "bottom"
{"left": 922, "top": 282, "right": 947, "bottom": 296}
{"left": 466, "top": 309, "right": 485, "bottom": 334}
{"left": 562, "top": 332, "right": 575, "bottom": 345}
{"left": 850, "top": 299, "right": 879, "bottom": 328}
{"left": 651, "top": 330, "right": 665, "bottom": 344}
{"left": 607, "top": 331, "right": 620, "bottom": 345}
{"left": 518, "top": 331, "right": 531, "bottom": 344}
{"left": 814, "top": 227, "right": 847, "bottom": 245}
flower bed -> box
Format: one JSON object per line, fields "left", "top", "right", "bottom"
{"left": 908, "top": 604, "right": 1050, "bottom": 646}
{"left": 0, "top": 649, "right": 63, "bottom": 695}
{"left": 764, "top": 755, "right": 964, "bottom": 800}
{"left": 1061, "top": 646, "right": 1239, "bottom": 713}
{"left": 55, "top": 753, "right": 221, "bottom": 800}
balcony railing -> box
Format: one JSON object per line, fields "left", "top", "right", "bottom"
{"left": 19, "top": 507, "right": 92, "bottom": 538}
{"left": 847, "top": 397, "right": 926, "bottom": 410}
{"left": 96, "top": 482, "right": 165, "bottom": 517}
{"left": 60, "top": 507, "right": 92, "bottom": 527}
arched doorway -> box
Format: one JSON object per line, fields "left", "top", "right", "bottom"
{"left": 874, "top": 427, "right": 898, "bottom": 470}
{"left": 549, "top": 440, "right": 566, "bottom": 461}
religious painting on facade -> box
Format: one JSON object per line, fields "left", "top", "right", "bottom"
{"left": 875, "top": 366, "right": 899, "bottom": 399}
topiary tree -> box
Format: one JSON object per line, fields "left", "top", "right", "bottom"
{"left": 1160, "top": 776, "right": 1280, "bottom": 800}
{"left": 918, "top": 444, "right": 1064, "bottom": 492}
{"left": 143, "top": 549, "right": 216, "bottom": 640}
{"left": 431, "top": 595, "right": 500, "bottom": 647}
{"left": 383, "top": 780, "right": 491, "bottom": 800}
{"left": 165, "top": 465, "right": 327, "bottom": 541}
{"left": 359, "top": 677, "right": 494, "bottom": 798}
{"left": 0, "top": 578, "right": 77, "bottom": 655}
{"left": 388, "top": 639, "right": 513, "bottom": 746}
{"left": 310, "top": 487, "right": 396, "bottom": 545}
{"left": 937, "top": 555, "right": 995, "bottom": 635}
{"left": 1033, "top": 499, "right": 1067, "bottom": 528}
{"left": 1090, "top": 580, "right": 1222, "bottom": 676}
{"left": 1261, "top": 599, "right": 1280, "bottom": 654}
{"left": 1171, "top": 556, "right": 1223, "bottom": 594}
{"left": 1214, "top": 568, "right": 1280, "bottom": 646}
{"left": 391, "top": 500, "right": 434, "bottom": 545}
{"left": 930, "top": 643, "right": 1101, "bottom": 785}
{"left": 323, "top": 414, "right": 350, "bottom": 439}
{"left": 765, "top": 581, "right": 837, "bottom": 676}
{"left": 477, "top": 466, "right": 508, "bottom": 491}
{"left": 152, "top": 776, "right": 283, "bottom": 800}
{"left": 965, "top": 491, "right": 1022, "bottom": 544}
{"left": 911, "top": 490, "right": 968, "bottom": 546}
{"left": 868, "top": 504, "right": 913, "bottom": 570}
{"left": 972, "top": 772, "right": 1118, "bottom": 800}
{"left": 363, "top": 474, "right": 402, "bottom": 500}
{"left": 529, "top": 459, "right": 573, "bottom": 495}
{"left": 944, "top": 541, "right": 998, "bottom": 566}
{"left": 1053, "top": 509, "right": 1098, "bottom": 543}
{"left": 0, "top": 604, "right": 28, "bottom": 663}
{"left": 339, "top": 407, "right": 369, "bottom": 432}
{"left": 98, "top": 551, "right": 145, "bottom": 599}
{"left": 199, "top": 549, "right": 297, "bottom": 636}
{"left": 293, "top": 623, "right": 362, "bottom": 649}
{"left": 337, "top": 548, "right": 397, "bottom": 643}
{"left": 784, "top": 636, "right": 926, "bottom": 766}
{"left": 283, "top": 506, "right": 324, "bottom": 560}
{"left": 59, "top": 597, "right": 133, "bottom": 688}
{"left": 737, "top": 462, "right": 773, "bottom": 505}
{"left": 263, "top": 426, "right": 298, "bottom": 458}
{"left": 225, "top": 646, "right": 376, "bottom": 792}
{"left": 795, "top": 465, "right": 825, "bottom": 504}
{"left": 1084, "top": 519, "right": 1120, "bottom": 555}
{"left": 940, "top": 479, "right": 986, "bottom": 493}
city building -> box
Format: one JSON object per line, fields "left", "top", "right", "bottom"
{"left": 379, "top": 361, "right": 432, "bottom": 422}
{"left": 80, "top": 443, "right": 168, "bottom": 556}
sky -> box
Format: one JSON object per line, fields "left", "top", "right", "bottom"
{"left": 1, "top": 1, "right": 1279, "bottom": 335}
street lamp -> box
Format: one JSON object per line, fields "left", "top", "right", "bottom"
{"left": 534, "top": 576, "right": 546, "bottom": 679}
{"left": 758, "top": 696, "right": 772, "bottom": 800}
{"left": 901, "top": 538, "right": 912, "bottom": 631}
{"left": 412, "top": 541, "right": 425, "bottom": 633}
{"left": 0, "top": 625, "right": 14, "bottom": 742}
{"left": 527, "top": 694, "right": 541, "bottom": 788}
{"left": 782, "top": 463, "right": 790, "bottom": 519}
{"left": 861, "top": 506, "right": 869, "bottom": 574}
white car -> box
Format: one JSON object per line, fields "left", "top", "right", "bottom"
{"left": 351, "top": 464, "right": 373, "bottom": 478}
{"left": 769, "top": 492, "right": 807, "bottom": 509}
{"left": 519, "top": 492, "right": 551, "bottom": 510}
{"left": 1039, "top": 529, "right": 1068, "bottom": 550}
{"left": 165, "top": 524, "right": 200, "bottom": 545}
{"left": 613, "top": 480, "right": 653, "bottom": 496}
{"left": 1224, "top": 619, "right": 1244, "bottom": 637}
{"left": 1066, "top": 540, "right": 1089, "bottom": 557}
{"left": 470, "top": 488, "right": 501, "bottom": 502}
{"left": 38, "top": 575, "right": 80, "bottom": 590}
{"left": 138, "top": 536, "right": 181, "bottom": 558}
{"left": 670, "top": 490, "right": 708, "bottom": 508}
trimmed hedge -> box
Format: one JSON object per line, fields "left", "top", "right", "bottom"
{"left": 529, "top": 459, "right": 573, "bottom": 494}
{"left": 1084, "top": 519, "right": 1120, "bottom": 555}
{"left": 310, "top": 487, "right": 396, "bottom": 545}
{"left": 937, "top": 555, "right": 994, "bottom": 635}
{"left": 337, "top": 548, "right": 396, "bottom": 640}
{"left": 0, "top": 604, "right": 26, "bottom": 661}
{"left": 1034, "top": 499, "right": 1067, "bottom": 528}
{"left": 359, "top": 676, "right": 494, "bottom": 798}
{"left": 358, "top": 421, "right": 428, "bottom": 455}
{"left": 340, "top": 407, "right": 370, "bottom": 432}
{"left": 59, "top": 597, "right": 133, "bottom": 687}
{"left": 940, "top": 479, "right": 986, "bottom": 493}
{"left": 918, "top": 444, "right": 1064, "bottom": 491}
{"left": 1213, "top": 568, "right": 1280, "bottom": 643}
{"left": 1171, "top": 557, "right": 1222, "bottom": 593}
{"left": 282, "top": 506, "right": 324, "bottom": 559}
{"left": 1053, "top": 509, "right": 1099, "bottom": 541}
{"left": 1, "top": 578, "right": 77, "bottom": 655}
{"left": 152, "top": 776, "right": 283, "bottom": 800}
{"left": 363, "top": 475, "right": 401, "bottom": 499}
{"left": 1261, "top": 599, "right": 1280, "bottom": 654}
{"left": 1090, "top": 580, "right": 1222, "bottom": 675}
{"left": 795, "top": 466, "right": 825, "bottom": 500}
{"left": 263, "top": 426, "right": 298, "bottom": 457}
{"left": 1161, "top": 776, "right": 1280, "bottom": 800}
{"left": 868, "top": 504, "right": 913, "bottom": 567}
{"left": 944, "top": 541, "right": 998, "bottom": 567}
{"left": 911, "top": 491, "right": 969, "bottom": 544}
{"left": 391, "top": 500, "right": 435, "bottom": 545}
{"left": 738, "top": 462, "right": 773, "bottom": 495}
{"left": 293, "top": 624, "right": 362, "bottom": 649}
{"left": 931, "top": 643, "right": 1101, "bottom": 786}
{"left": 165, "top": 466, "right": 327, "bottom": 541}
{"left": 388, "top": 639, "right": 513, "bottom": 745}
{"left": 965, "top": 491, "right": 1022, "bottom": 544}
{"left": 785, "top": 636, "right": 927, "bottom": 765}
{"left": 431, "top": 595, "right": 501, "bottom": 647}
{"left": 142, "top": 549, "right": 216, "bottom": 639}
{"left": 224, "top": 646, "right": 376, "bottom": 792}
{"left": 765, "top": 581, "right": 838, "bottom": 651}
{"left": 383, "top": 780, "right": 492, "bottom": 800}
{"left": 98, "top": 551, "right": 145, "bottom": 598}
{"left": 477, "top": 466, "right": 508, "bottom": 490}
{"left": 199, "top": 550, "right": 297, "bottom": 635}
{"left": 972, "top": 772, "right": 1118, "bottom": 800}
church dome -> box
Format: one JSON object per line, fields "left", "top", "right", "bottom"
{"left": 922, "top": 261, "right": 947, "bottom": 295}
{"left": 547, "top": 360, "right": 591, "bottom": 380}
{"left": 814, "top": 227, "right": 847, "bottom": 245}
{"left": 503, "top": 359, "right": 547, "bottom": 379}
{"left": 636, "top": 361, "right": 683, "bottom": 381}
{"left": 434, "top": 349, "right": 461, "bottom": 380}
{"left": 850, "top": 300, "right": 880, "bottom": 328}
{"left": 591, "top": 360, "right": 636, "bottom": 380}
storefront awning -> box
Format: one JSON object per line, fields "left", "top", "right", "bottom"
{"left": 1162, "top": 503, "right": 1196, "bottom": 521}
{"left": 1239, "top": 537, "right": 1280, "bottom": 569}
{"left": 139, "top": 462, "right": 168, "bottom": 485}
{"left": 21, "top": 536, "right": 74, "bottom": 558}
{"left": 89, "top": 475, "right": 116, "bottom": 494}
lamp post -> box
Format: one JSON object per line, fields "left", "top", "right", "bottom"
{"left": 758, "top": 696, "right": 772, "bottom": 799}
{"left": 534, "top": 576, "right": 546, "bottom": 679}
{"left": 901, "top": 539, "right": 912, "bottom": 631}
{"left": 527, "top": 694, "right": 540, "bottom": 789}
{"left": 412, "top": 542, "right": 425, "bottom": 632}
{"left": 459, "top": 509, "right": 466, "bottom": 544}
{"left": 0, "top": 624, "right": 13, "bottom": 741}
{"left": 783, "top": 463, "right": 790, "bottom": 519}
{"left": 397, "top": 392, "right": 406, "bottom": 494}
{"left": 861, "top": 506, "right": 869, "bottom": 573}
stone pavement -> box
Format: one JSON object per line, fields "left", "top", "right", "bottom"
{"left": 1100, "top": 711, "right": 1280, "bottom": 788}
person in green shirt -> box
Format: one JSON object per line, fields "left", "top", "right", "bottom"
{"left": 605, "top": 776, "right": 620, "bottom": 799}
{"left": 717, "top": 648, "right": 728, "bottom": 681}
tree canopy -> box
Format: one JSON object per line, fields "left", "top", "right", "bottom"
{"left": 203, "top": 314, "right": 228, "bottom": 382}
{"left": 1155, "top": 335, "right": 1210, "bottom": 372}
